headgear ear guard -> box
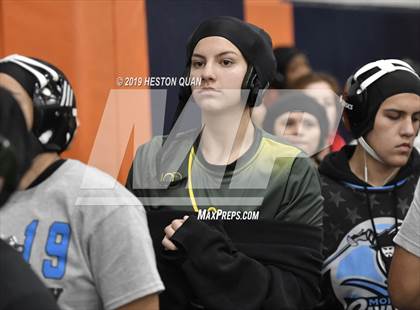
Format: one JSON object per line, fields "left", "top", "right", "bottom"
{"left": 345, "top": 59, "right": 420, "bottom": 138}
{"left": 242, "top": 66, "right": 265, "bottom": 107}
{"left": 0, "top": 54, "right": 78, "bottom": 153}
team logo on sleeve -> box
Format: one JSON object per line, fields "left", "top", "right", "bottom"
{"left": 323, "top": 218, "right": 401, "bottom": 310}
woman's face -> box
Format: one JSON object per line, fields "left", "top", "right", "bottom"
{"left": 274, "top": 111, "right": 321, "bottom": 155}
{"left": 366, "top": 93, "right": 420, "bottom": 167}
{"left": 190, "top": 36, "right": 248, "bottom": 113}
{"left": 304, "top": 81, "right": 337, "bottom": 132}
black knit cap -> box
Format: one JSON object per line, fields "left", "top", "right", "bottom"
{"left": 348, "top": 68, "right": 420, "bottom": 138}
{"left": 263, "top": 92, "right": 329, "bottom": 150}
{"left": 0, "top": 87, "right": 33, "bottom": 207}
{"left": 185, "top": 16, "right": 276, "bottom": 89}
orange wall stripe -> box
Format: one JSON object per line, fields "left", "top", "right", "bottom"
{"left": 0, "top": 2, "right": 4, "bottom": 56}
{"left": 0, "top": 1, "right": 151, "bottom": 184}
{"left": 244, "top": 0, "right": 295, "bottom": 47}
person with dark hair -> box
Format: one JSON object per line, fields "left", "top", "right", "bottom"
{"left": 127, "top": 16, "right": 323, "bottom": 310}
{"left": 0, "top": 55, "right": 163, "bottom": 310}
{"left": 318, "top": 59, "right": 420, "bottom": 310}
{"left": 252, "top": 46, "right": 312, "bottom": 128}
{"left": 0, "top": 86, "right": 59, "bottom": 310}
{"left": 263, "top": 92, "right": 329, "bottom": 165}
{"left": 272, "top": 46, "right": 312, "bottom": 90}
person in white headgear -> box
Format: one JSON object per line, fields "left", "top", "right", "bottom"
{"left": 318, "top": 59, "right": 420, "bottom": 310}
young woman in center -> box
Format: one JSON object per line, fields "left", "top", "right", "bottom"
{"left": 127, "top": 16, "right": 324, "bottom": 310}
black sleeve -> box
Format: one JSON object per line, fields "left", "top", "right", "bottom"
{"left": 314, "top": 176, "right": 346, "bottom": 310}
{"left": 0, "top": 240, "right": 59, "bottom": 310}
{"left": 276, "top": 157, "right": 323, "bottom": 227}
{"left": 170, "top": 217, "right": 322, "bottom": 310}
{"left": 313, "top": 270, "right": 344, "bottom": 310}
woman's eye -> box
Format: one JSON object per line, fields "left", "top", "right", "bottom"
{"left": 191, "top": 60, "right": 204, "bottom": 68}
{"left": 386, "top": 113, "right": 400, "bottom": 120}
{"left": 221, "top": 59, "right": 233, "bottom": 66}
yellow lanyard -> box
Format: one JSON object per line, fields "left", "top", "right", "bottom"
{"left": 188, "top": 146, "right": 199, "bottom": 212}
{"left": 188, "top": 146, "right": 218, "bottom": 213}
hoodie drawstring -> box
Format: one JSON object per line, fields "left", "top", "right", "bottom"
{"left": 363, "top": 186, "right": 399, "bottom": 310}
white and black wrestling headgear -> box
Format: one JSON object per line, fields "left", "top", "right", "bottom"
{"left": 344, "top": 59, "right": 420, "bottom": 161}
{"left": 0, "top": 54, "right": 78, "bottom": 153}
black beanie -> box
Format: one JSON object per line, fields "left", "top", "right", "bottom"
{"left": 185, "top": 16, "right": 276, "bottom": 89}
{"left": 263, "top": 92, "right": 329, "bottom": 150}
{"left": 0, "top": 87, "right": 33, "bottom": 207}
{"left": 347, "top": 66, "right": 420, "bottom": 138}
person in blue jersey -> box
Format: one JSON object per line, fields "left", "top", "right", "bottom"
{"left": 318, "top": 59, "right": 420, "bottom": 310}
{"left": 0, "top": 55, "right": 163, "bottom": 310}
{"left": 127, "top": 16, "right": 324, "bottom": 310}
{"left": 0, "top": 86, "right": 59, "bottom": 310}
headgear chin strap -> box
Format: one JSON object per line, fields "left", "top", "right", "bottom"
{"left": 357, "top": 137, "right": 384, "bottom": 164}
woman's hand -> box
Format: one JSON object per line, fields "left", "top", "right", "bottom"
{"left": 162, "top": 216, "right": 189, "bottom": 250}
